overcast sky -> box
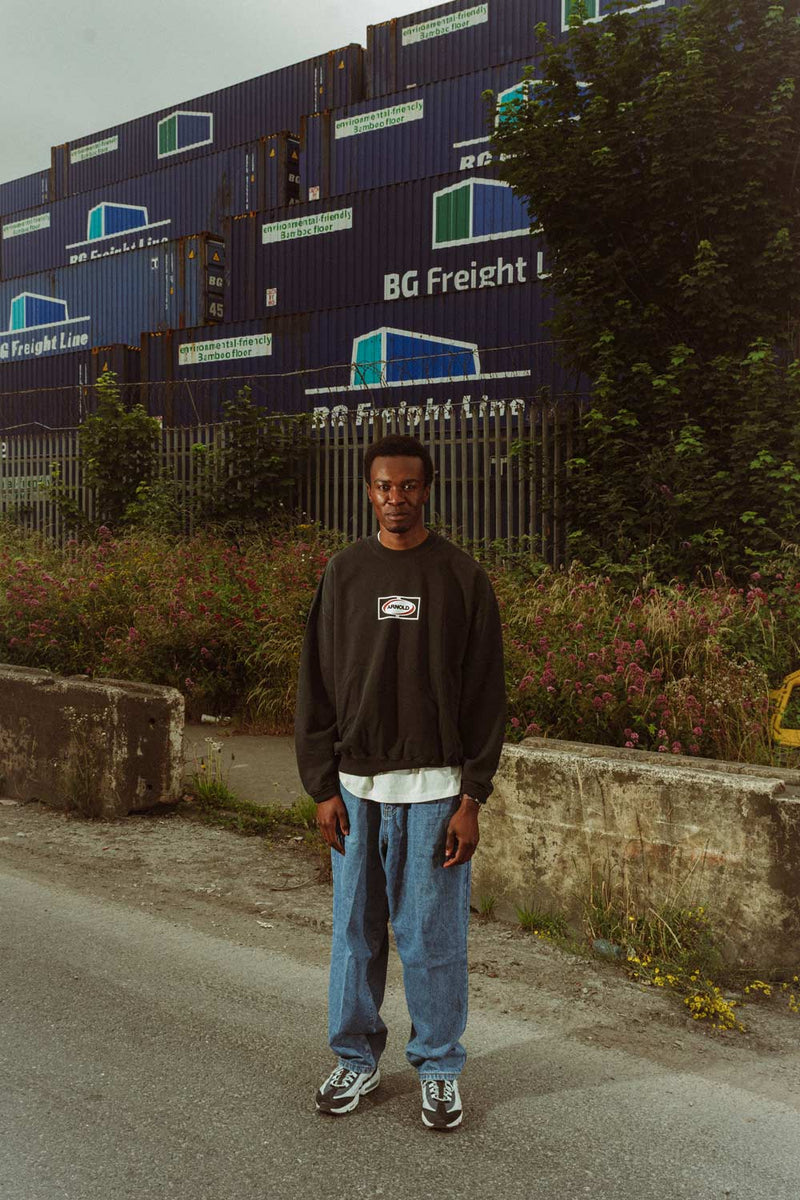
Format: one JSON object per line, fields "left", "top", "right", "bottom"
{"left": 0, "top": 0, "right": 424, "bottom": 185}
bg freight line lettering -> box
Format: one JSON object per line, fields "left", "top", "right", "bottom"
{"left": 384, "top": 256, "right": 528, "bottom": 300}
{"left": 0, "top": 329, "right": 90, "bottom": 360}
{"left": 69, "top": 234, "right": 171, "bottom": 265}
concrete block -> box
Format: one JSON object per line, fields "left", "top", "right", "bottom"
{"left": 0, "top": 664, "right": 184, "bottom": 817}
{"left": 474, "top": 738, "right": 800, "bottom": 970}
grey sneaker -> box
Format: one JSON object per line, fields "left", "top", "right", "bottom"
{"left": 421, "top": 1078, "right": 463, "bottom": 1129}
{"left": 315, "top": 1065, "right": 381, "bottom": 1115}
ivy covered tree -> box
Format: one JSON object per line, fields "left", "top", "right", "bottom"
{"left": 492, "top": 0, "right": 800, "bottom": 577}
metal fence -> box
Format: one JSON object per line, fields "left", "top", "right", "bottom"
{"left": 0, "top": 395, "right": 582, "bottom": 564}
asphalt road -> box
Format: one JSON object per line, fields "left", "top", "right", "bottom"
{"left": 2, "top": 866, "right": 800, "bottom": 1200}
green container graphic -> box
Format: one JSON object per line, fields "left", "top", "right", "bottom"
{"left": 434, "top": 185, "right": 471, "bottom": 247}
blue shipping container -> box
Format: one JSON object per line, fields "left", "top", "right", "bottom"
{"left": 51, "top": 45, "right": 363, "bottom": 199}
{"left": 141, "top": 285, "right": 578, "bottom": 425}
{"left": 0, "top": 234, "right": 223, "bottom": 366}
{"left": 366, "top": 0, "right": 685, "bottom": 97}
{"left": 227, "top": 170, "right": 541, "bottom": 321}
{"left": 300, "top": 57, "right": 564, "bottom": 200}
{"left": 0, "top": 169, "right": 52, "bottom": 219}
{"left": 0, "top": 344, "right": 140, "bottom": 433}
{"left": 1, "top": 134, "right": 298, "bottom": 280}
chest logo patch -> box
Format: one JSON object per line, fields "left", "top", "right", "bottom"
{"left": 378, "top": 595, "right": 421, "bottom": 621}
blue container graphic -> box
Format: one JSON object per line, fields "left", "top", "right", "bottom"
{"left": 1, "top": 136, "right": 297, "bottom": 280}
{"left": 0, "top": 234, "right": 222, "bottom": 365}
{"left": 9, "top": 294, "right": 69, "bottom": 331}
{"left": 227, "top": 171, "right": 539, "bottom": 322}
{"left": 87, "top": 202, "right": 150, "bottom": 239}
{"left": 0, "top": 344, "right": 140, "bottom": 433}
{"left": 365, "top": 0, "right": 684, "bottom": 97}
{"left": 50, "top": 45, "right": 363, "bottom": 198}
{"left": 141, "top": 283, "right": 582, "bottom": 425}
{"left": 0, "top": 169, "right": 52, "bottom": 218}
{"left": 352, "top": 327, "right": 479, "bottom": 385}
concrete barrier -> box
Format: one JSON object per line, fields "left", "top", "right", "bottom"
{"left": 474, "top": 738, "right": 800, "bottom": 970}
{"left": 0, "top": 664, "right": 184, "bottom": 817}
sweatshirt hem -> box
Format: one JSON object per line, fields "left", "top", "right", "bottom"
{"left": 339, "top": 754, "right": 463, "bottom": 779}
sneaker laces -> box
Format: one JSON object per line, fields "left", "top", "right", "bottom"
{"left": 425, "top": 1079, "right": 455, "bottom": 1104}
{"left": 331, "top": 1067, "right": 358, "bottom": 1089}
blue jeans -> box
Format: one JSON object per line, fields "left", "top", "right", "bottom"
{"left": 328, "top": 782, "right": 472, "bottom": 1080}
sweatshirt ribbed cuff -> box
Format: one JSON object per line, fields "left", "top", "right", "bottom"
{"left": 461, "top": 779, "right": 490, "bottom": 805}
{"left": 313, "top": 785, "right": 341, "bottom": 805}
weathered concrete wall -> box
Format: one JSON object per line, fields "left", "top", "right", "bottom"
{"left": 0, "top": 664, "right": 184, "bottom": 817}
{"left": 474, "top": 738, "right": 800, "bottom": 970}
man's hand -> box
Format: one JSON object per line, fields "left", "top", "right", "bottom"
{"left": 316, "top": 793, "right": 350, "bottom": 855}
{"left": 443, "top": 795, "right": 480, "bottom": 867}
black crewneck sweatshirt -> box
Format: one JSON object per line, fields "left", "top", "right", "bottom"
{"left": 294, "top": 530, "right": 506, "bottom": 804}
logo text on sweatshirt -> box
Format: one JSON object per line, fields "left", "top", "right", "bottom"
{"left": 378, "top": 595, "right": 420, "bottom": 621}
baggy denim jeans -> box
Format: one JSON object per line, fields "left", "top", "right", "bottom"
{"left": 328, "top": 781, "right": 471, "bottom": 1080}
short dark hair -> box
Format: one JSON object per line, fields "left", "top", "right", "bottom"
{"left": 363, "top": 434, "right": 434, "bottom": 487}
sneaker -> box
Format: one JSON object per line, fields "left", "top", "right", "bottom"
{"left": 420, "top": 1078, "right": 463, "bottom": 1130}
{"left": 315, "top": 1065, "right": 381, "bottom": 1115}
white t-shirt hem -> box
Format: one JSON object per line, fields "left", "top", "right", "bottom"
{"left": 339, "top": 766, "right": 463, "bottom": 804}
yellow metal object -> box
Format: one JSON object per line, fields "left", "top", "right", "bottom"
{"left": 769, "top": 669, "right": 800, "bottom": 747}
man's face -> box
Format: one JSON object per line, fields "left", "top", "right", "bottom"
{"left": 367, "top": 455, "right": 430, "bottom": 538}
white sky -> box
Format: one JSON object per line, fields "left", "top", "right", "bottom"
{"left": 0, "top": 0, "right": 428, "bottom": 185}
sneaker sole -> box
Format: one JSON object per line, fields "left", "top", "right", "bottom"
{"left": 421, "top": 1109, "right": 463, "bottom": 1130}
{"left": 315, "top": 1069, "right": 381, "bottom": 1115}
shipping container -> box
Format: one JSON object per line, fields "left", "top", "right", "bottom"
{"left": 0, "top": 233, "right": 224, "bottom": 367}
{"left": 0, "top": 344, "right": 140, "bottom": 433}
{"left": 300, "top": 57, "right": 560, "bottom": 200}
{"left": 1, "top": 134, "right": 298, "bottom": 280}
{"left": 0, "top": 169, "right": 52, "bottom": 218}
{"left": 227, "top": 171, "right": 541, "bottom": 322}
{"left": 51, "top": 45, "right": 363, "bottom": 199}
{"left": 365, "top": 0, "right": 687, "bottom": 97}
{"left": 140, "top": 284, "right": 580, "bottom": 425}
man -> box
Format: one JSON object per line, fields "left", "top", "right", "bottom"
{"left": 295, "top": 433, "right": 506, "bottom": 1131}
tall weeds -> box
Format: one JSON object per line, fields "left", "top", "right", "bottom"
{"left": 1, "top": 522, "right": 798, "bottom": 761}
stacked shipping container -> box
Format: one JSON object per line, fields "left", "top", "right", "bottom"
{"left": 0, "top": 0, "right": 684, "bottom": 430}
{"left": 49, "top": 46, "right": 362, "bottom": 198}
{"left": 226, "top": 171, "right": 540, "bottom": 320}
{"left": 364, "top": 0, "right": 682, "bottom": 97}
{"left": 299, "top": 57, "right": 539, "bottom": 201}
{"left": 0, "top": 235, "right": 224, "bottom": 366}
{"left": 1, "top": 135, "right": 298, "bottom": 278}
{"left": 0, "top": 345, "right": 141, "bottom": 430}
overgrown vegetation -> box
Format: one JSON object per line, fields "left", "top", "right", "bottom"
{"left": 491, "top": 0, "right": 800, "bottom": 580}
{"left": 184, "top": 737, "right": 321, "bottom": 837}
{"left": 516, "top": 902, "right": 570, "bottom": 940}
{"left": 190, "top": 386, "right": 311, "bottom": 529}
{"left": 49, "top": 370, "right": 161, "bottom": 533}
{"left": 585, "top": 879, "right": 800, "bottom": 1031}
{"left": 49, "top": 373, "right": 311, "bottom": 538}
{"left": 3, "top": 523, "right": 800, "bottom": 764}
